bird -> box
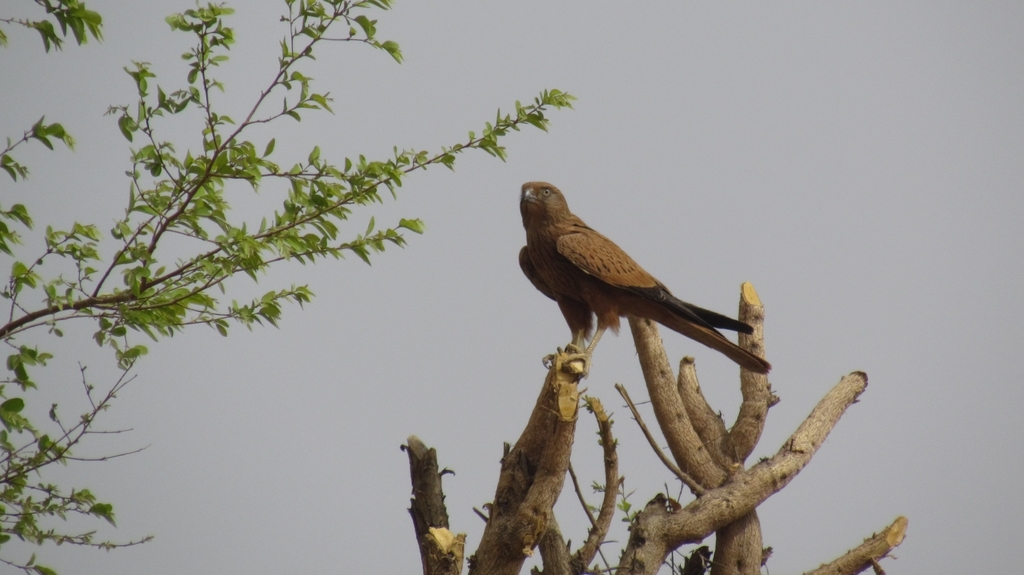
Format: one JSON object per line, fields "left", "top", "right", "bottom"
{"left": 518, "top": 181, "right": 771, "bottom": 374}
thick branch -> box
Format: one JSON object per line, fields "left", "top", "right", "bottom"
{"left": 803, "top": 516, "right": 908, "bottom": 575}
{"left": 628, "top": 317, "right": 725, "bottom": 488}
{"left": 676, "top": 357, "right": 733, "bottom": 470}
{"left": 711, "top": 510, "right": 762, "bottom": 575}
{"left": 404, "top": 436, "right": 463, "bottom": 575}
{"left": 729, "top": 282, "right": 774, "bottom": 462}
{"left": 537, "top": 517, "right": 572, "bottom": 575}
{"left": 469, "top": 350, "right": 582, "bottom": 575}
{"left": 616, "top": 372, "right": 869, "bottom": 575}
{"left": 713, "top": 283, "right": 773, "bottom": 574}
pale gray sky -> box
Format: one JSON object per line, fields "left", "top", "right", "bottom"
{"left": 2, "top": 1, "right": 1022, "bottom": 574}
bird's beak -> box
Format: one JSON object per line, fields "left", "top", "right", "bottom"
{"left": 521, "top": 186, "right": 537, "bottom": 203}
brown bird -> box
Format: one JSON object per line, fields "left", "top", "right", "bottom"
{"left": 519, "top": 181, "right": 771, "bottom": 374}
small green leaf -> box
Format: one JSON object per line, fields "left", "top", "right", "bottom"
{"left": 398, "top": 218, "right": 425, "bottom": 234}
{"left": 88, "top": 503, "right": 116, "bottom": 526}
{"left": 118, "top": 116, "right": 135, "bottom": 142}
{"left": 380, "top": 40, "right": 403, "bottom": 63}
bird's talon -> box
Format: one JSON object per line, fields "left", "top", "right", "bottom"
{"left": 563, "top": 351, "right": 592, "bottom": 378}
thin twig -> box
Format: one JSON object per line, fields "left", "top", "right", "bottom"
{"left": 615, "top": 383, "right": 705, "bottom": 496}
{"left": 568, "top": 462, "right": 598, "bottom": 529}
{"left": 472, "top": 507, "right": 489, "bottom": 523}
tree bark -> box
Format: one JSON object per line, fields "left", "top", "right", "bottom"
{"left": 711, "top": 510, "right": 763, "bottom": 575}
{"left": 803, "top": 516, "right": 908, "bottom": 575}
{"left": 468, "top": 350, "right": 583, "bottom": 575}
{"left": 676, "top": 356, "right": 733, "bottom": 470}
{"left": 570, "top": 398, "right": 619, "bottom": 573}
{"left": 712, "top": 283, "right": 773, "bottom": 575}
{"left": 729, "top": 282, "right": 774, "bottom": 463}
{"left": 404, "top": 435, "right": 465, "bottom": 575}
{"left": 629, "top": 317, "right": 725, "bottom": 488}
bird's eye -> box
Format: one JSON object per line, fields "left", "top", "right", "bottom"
{"left": 542, "top": 188, "right": 551, "bottom": 196}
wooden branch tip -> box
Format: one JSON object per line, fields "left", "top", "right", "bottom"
{"left": 405, "top": 435, "right": 429, "bottom": 458}
{"left": 802, "top": 516, "right": 907, "bottom": 575}
{"left": 405, "top": 436, "right": 461, "bottom": 575}
{"left": 425, "top": 527, "right": 467, "bottom": 575}
{"left": 885, "top": 516, "right": 908, "bottom": 547}
{"left": 428, "top": 527, "right": 466, "bottom": 555}
{"left": 589, "top": 397, "right": 605, "bottom": 419}
{"left": 740, "top": 281, "right": 762, "bottom": 307}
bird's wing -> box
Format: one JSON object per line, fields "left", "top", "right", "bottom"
{"left": 556, "top": 227, "right": 660, "bottom": 289}
{"left": 519, "top": 246, "right": 557, "bottom": 301}
{"left": 557, "top": 225, "right": 753, "bottom": 334}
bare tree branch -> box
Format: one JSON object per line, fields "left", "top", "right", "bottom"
{"left": 675, "top": 357, "right": 733, "bottom": 471}
{"left": 403, "top": 435, "right": 463, "bottom": 575}
{"left": 469, "top": 349, "right": 583, "bottom": 575}
{"left": 567, "top": 463, "right": 597, "bottom": 530}
{"left": 616, "top": 383, "right": 705, "bottom": 496}
{"left": 537, "top": 517, "right": 573, "bottom": 575}
{"left": 802, "top": 516, "right": 908, "bottom": 575}
{"left": 711, "top": 510, "right": 763, "bottom": 575}
{"left": 628, "top": 317, "right": 725, "bottom": 488}
{"left": 573, "top": 398, "right": 620, "bottom": 572}
{"left": 729, "top": 282, "right": 774, "bottom": 463}
{"left": 616, "top": 372, "right": 869, "bottom": 575}
{"left": 715, "top": 282, "right": 772, "bottom": 575}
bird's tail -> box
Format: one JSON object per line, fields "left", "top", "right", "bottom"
{"left": 658, "top": 310, "right": 771, "bottom": 373}
{"left": 663, "top": 297, "right": 753, "bottom": 334}
{"left": 631, "top": 295, "right": 772, "bottom": 374}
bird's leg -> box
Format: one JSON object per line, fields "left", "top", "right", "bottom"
{"left": 542, "top": 327, "right": 600, "bottom": 373}
{"left": 568, "top": 329, "right": 588, "bottom": 353}
{"left": 585, "top": 326, "right": 605, "bottom": 356}
{"left": 543, "top": 328, "right": 589, "bottom": 369}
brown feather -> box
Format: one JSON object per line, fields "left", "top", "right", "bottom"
{"left": 519, "top": 181, "right": 771, "bottom": 374}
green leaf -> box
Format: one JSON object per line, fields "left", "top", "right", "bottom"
{"left": 398, "top": 218, "right": 425, "bottom": 234}
{"left": 380, "top": 40, "right": 403, "bottom": 63}
{"left": 118, "top": 116, "right": 135, "bottom": 142}
{"left": 88, "top": 502, "right": 116, "bottom": 526}
{"left": 0, "top": 398, "right": 25, "bottom": 414}
{"left": 353, "top": 15, "right": 377, "bottom": 39}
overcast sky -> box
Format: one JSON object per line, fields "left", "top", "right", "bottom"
{"left": 2, "top": 1, "right": 1022, "bottom": 574}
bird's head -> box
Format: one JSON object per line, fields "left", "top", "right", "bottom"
{"left": 520, "top": 181, "right": 569, "bottom": 227}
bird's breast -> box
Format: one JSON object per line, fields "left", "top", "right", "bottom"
{"left": 525, "top": 230, "right": 583, "bottom": 297}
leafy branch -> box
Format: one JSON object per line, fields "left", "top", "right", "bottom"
{"left": 0, "top": 1, "right": 574, "bottom": 572}
{"left": 0, "top": 0, "right": 103, "bottom": 52}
